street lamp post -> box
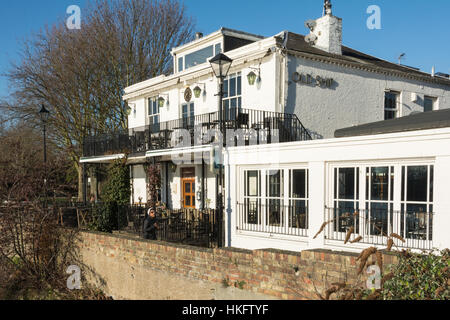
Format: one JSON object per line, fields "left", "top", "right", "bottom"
{"left": 209, "top": 53, "right": 233, "bottom": 247}
{"left": 39, "top": 105, "right": 50, "bottom": 208}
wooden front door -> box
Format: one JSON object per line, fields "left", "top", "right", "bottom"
{"left": 182, "top": 179, "right": 195, "bottom": 209}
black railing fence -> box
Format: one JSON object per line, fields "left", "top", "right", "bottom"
{"left": 236, "top": 202, "right": 308, "bottom": 237}
{"left": 117, "top": 205, "right": 220, "bottom": 248}
{"left": 83, "top": 107, "right": 312, "bottom": 157}
{"left": 324, "top": 207, "right": 433, "bottom": 250}
{"left": 56, "top": 202, "right": 221, "bottom": 248}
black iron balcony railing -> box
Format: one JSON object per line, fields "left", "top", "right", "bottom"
{"left": 324, "top": 207, "right": 433, "bottom": 250}
{"left": 82, "top": 107, "right": 312, "bottom": 158}
{"left": 236, "top": 202, "right": 309, "bottom": 238}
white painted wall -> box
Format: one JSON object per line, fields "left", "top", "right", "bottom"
{"left": 225, "top": 127, "right": 450, "bottom": 253}
{"left": 286, "top": 55, "right": 450, "bottom": 139}
{"left": 131, "top": 165, "right": 147, "bottom": 204}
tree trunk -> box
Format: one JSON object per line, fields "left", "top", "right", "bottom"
{"left": 77, "top": 162, "right": 86, "bottom": 203}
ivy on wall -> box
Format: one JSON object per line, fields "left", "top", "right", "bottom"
{"left": 145, "top": 162, "right": 161, "bottom": 208}
{"left": 89, "top": 159, "right": 130, "bottom": 233}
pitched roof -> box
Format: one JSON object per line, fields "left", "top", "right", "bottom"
{"left": 282, "top": 32, "right": 450, "bottom": 86}
{"left": 334, "top": 108, "right": 450, "bottom": 138}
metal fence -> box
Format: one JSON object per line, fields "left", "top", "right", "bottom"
{"left": 117, "top": 205, "right": 220, "bottom": 248}
{"left": 324, "top": 207, "right": 433, "bottom": 250}
{"left": 56, "top": 203, "right": 221, "bottom": 248}
{"left": 236, "top": 202, "right": 308, "bottom": 237}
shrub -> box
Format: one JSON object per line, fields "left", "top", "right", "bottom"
{"left": 381, "top": 249, "right": 450, "bottom": 300}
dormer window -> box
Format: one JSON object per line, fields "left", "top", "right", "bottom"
{"left": 178, "top": 43, "right": 222, "bottom": 72}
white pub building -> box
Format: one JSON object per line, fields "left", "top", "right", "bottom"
{"left": 82, "top": 1, "right": 450, "bottom": 253}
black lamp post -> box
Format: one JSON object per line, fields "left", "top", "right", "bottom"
{"left": 39, "top": 104, "right": 50, "bottom": 208}
{"left": 209, "top": 53, "right": 233, "bottom": 247}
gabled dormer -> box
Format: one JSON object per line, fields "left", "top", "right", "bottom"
{"left": 172, "top": 27, "right": 264, "bottom": 74}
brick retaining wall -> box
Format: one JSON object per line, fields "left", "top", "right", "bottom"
{"left": 78, "top": 231, "right": 398, "bottom": 300}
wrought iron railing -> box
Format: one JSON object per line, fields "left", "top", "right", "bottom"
{"left": 82, "top": 107, "right": 312, "bottom": 157}
{"left": 236, "top": 202, "right": 308, "bottom": 237}
{"left": 117, "top": 205, "right": 220, "bottom": 248}
{"left": 324, "top": 207, "right": 433, "bottom": 250}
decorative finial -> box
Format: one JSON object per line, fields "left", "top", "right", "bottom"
{"left": 324, "top": 0, "right": 332, "bottom": 16}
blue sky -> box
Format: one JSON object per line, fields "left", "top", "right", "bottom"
{"left": 1, "top": 0, "right": 449, "bottom": 98}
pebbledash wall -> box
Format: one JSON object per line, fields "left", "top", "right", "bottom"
{"left": 78, "top": 231, "right": 398, "bottom": 300}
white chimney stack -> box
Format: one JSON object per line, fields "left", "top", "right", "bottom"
{"left": 306, "top": 0, "right": 343, "bottom": 55}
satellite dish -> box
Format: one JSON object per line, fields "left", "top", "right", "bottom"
{"left": 305, "top": 33, "right": 318, "bottom": 46}
{"left": 305, "top": 20, "right": 316, "bottom": 31}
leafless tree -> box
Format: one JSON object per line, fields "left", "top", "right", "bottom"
{"left": 2, "top": 0, "right": 195, "bottom": 200}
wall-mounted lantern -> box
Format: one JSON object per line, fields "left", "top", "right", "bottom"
{"left": 247, "top": 66, "right": 261, "bottom": 86}
{"left": 193, "top": 83, "right": 206, "bottom": 99}
{"left": 126, "top": 105, "right": 132, "bottom": 116}
{"left": 169, "top": 162, "right": 177, "bottom": 173}
{"left": 193, "top": 86, "right": 202, "bottom": 98}
{"left": 158, "top": 94, "right": 169, "bottom": 108}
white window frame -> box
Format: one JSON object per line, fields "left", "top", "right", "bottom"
{"left": 424, "top": 95, "right": 438, "bottom": 112}
{"left": 384, "top": 90, "right": 401, "bottom": 120}
{"left": 147, "top": 97, "right": 160, "bottom": 127}
{"left": 327, "top": 160, "right": 434, "bottom": 248}
{"left": 177, "top": 42, "right": 222, "bottom": 73}
{"left": 238, "top": 165, "right": 309, "bottom": 238}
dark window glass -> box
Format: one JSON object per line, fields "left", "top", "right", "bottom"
{"left": 229, "top": 76, "right": 236, "bottom": 97}
{"left": 384, "top": 91, "right": 399, "bottom": 120}
{"left": 291, "top": 170, "right": 306, "bottom": 199}
{"left": 371, "top": 167, "right": 389, "bottom": 201}
{"left": 214, "top": 43, "right": 222, "bottom": 55}
{"left": 267, "top": 170, "right": 283, "bottom": 197}
{"left": 267, "top": 199, "right": 281, "bottom": 226}
{"left": 185, "top": 45, "right": 214, "bottom": 69}
{"left": 424, "top": 96, "right": 435, "bottom": 112}
{"left": 178, "top": 57, "right": 183, "bottom": 72}
{"left": 338, "top": 168, "right": 355, "bottom": 200}
{"left": 406, "top": 166, "right": 428, "bottom": 202}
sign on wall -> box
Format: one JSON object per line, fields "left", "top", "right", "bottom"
{"left": 292, "top": 71, "right": 334, "bottom": 88}
{"left": 184, "top": 87, "right": 192, "bottom": 102}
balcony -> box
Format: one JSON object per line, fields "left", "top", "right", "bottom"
{"left": 82, "top": 107, "right": 312, "bottom": 158}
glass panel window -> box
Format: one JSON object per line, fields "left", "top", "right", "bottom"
{"left": 178, "top": 57, "right": 184, "bottom": 72}
{"left": 244, "top": 170, "right": 261, "bottom": 225}
{"left": 384, "top": 91, "right": 400, "bottom": 120}
{"left": 365, "top": 166, "right": 394, "bottom": 236}
{"left": 181, "top": 103, "right": 195, "bottom": 128}
{"left": 266, "top": 170, "right": 283, "bottom": 227}
{"left": 333, "top": 167, "right": 359, "bottom": 233}
{"left": 424, "top": 96, "right": 436, "bottom": 112}
{"left": 148, "top": 98, "right": 160, "bottom": 132}
{"left": 289, "top": 169, "right": 308, "bottom": 230}
{"left": 223, "top": 72, "right": 242, "bottom": 120}
{"left": 185, "top": 45, "right": 214, "bottom": 69}
{"left": 214, "top": 43, "right": 222, "bottom": 55}
{"left": 401, "top": 165, "right": 434, "bottom": 241}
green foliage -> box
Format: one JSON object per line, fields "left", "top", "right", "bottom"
{"left": 89, "top": 202, "right": 118, "bottom": 233}
{"left": 88, "top": 160, "right": 130, "bottom": 233}
{"left": 222, "top": 277, "right": 231, "bottom": 288}
{"left": 381, "top": 249, "right": 449, "bottom": 300}
{"left": 234, "top": 280, "right": 246, "bottom": 290}
{"left": 101, "top": 159, "right": 130, "bottom": 205}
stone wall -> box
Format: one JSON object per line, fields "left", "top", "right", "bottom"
{"left": 78, "top": 231, "right": 398, "bottom": 300}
